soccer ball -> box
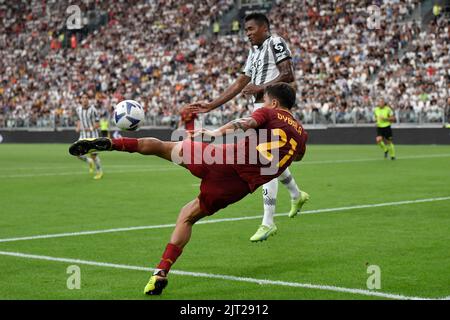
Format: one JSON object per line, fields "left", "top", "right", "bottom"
{"left": 113, "top": 100, "right": 145, "bottom": 131}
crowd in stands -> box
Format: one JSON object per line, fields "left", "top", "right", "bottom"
{"left": 272, "top": 0, "right": 448, "bottom": 125}
{"left": 0, "top": 0, "right": 235, "bottom": 128}
{"left": 375, "top": 17, "right": 450, "bottom": 124}
{"left": 0, "top": 0, "right": 448, "bottom": 129}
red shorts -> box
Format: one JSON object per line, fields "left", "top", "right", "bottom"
{"left": 182, "top": 140, "right": 251, "bottom": 215}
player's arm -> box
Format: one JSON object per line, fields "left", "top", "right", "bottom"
{"left": 92, "top": 109, "right": 100, "bottom": 131}
{"left": 188, "top": 74, "right": 251, "bottom": 113}
{"left": 387, "top": 107, "right": 396, "bottom": 122}
{"left": 192, "top": 117, "right": 259, "bottom": 139}
{"left": 242, "top": 59, "right": 295, "bottom": 96}
{"left": 92, "top": 119, "right": 100, "bottom": 130}
{"left": 376, "top": 108, "right": 395, "bottom": 122}
{"left": 219, "top": 117, "right": 259, "bottom": 134}
{"left": 387, "top": 115, "right": 396, "bottom": 122}
{"left": 75, "top": 120, "right": 80, "bottom": 133}
{"left": 374, "top": 109, "right": 382, "bottom": 122}
{"left": 262, "top": 58, "right": 295, "bottom": 87}
{"left": 192, "top": 108, "right": 268, "bottom": 139}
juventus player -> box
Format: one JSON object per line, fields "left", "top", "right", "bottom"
{"left": 187, "top": 13, "right": 309, "bottom": 242}
{"left": 75, "top": 93, "right": 103, "bottom": 180}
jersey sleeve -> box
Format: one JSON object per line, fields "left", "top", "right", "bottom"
{"left": 388, "top": 107, "right": 394, "bottom": 117}
{"left": 251, "top": 107, "right": 270, "bottom": 127}
{"left": 242, "top": 50, "right": 253, "bottom": 77}
{"left": 270, "top": 36, "right": 292, "bottom": 64}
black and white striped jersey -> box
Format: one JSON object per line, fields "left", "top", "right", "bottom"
{"left": 242, "top": 35, "right": 292, "bottom": 87}
{"left": 76, "top": 105, "right": 99, "bottom": 140}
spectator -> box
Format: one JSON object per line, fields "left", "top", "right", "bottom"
{"left": 1, "top": 0, "right": 448, "bottom": 129}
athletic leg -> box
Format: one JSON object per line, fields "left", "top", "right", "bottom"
{"left": 77, "top": 155, "right": 94, "bottom": 173}
{"left": 91, "top": 153, "right": 103, "bottom": 179}
{"left": 69, "top": 137, "right": 183, "bottom": 165}
{"left": 262, "top": 178, "right": 278, "bottom": 227}
{"left": 249, "top": 178, "right": 278, "bottom": 242}
{"left": 144, "top": 198, "right": 208, "bottom": 295}
{"left": 135, "top": 138, "right": 181, "bottom": 162}
{"left": 376, "top": 135, "right": 388, "bottom": 158}
{"left": 385, "top": 138, "right": 396, "bottom": 160}
{"left": 280, "top": 168, "right": 310, "bottom": 218}
{"left": 278, "top": 168, "right": 300, "bottom": 200}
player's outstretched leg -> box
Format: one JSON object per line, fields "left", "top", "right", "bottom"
{"left": 69, "top": 138, "right": 113, "bottom": 156}
{"left": 69, "top": 137, "right": 180, "bottom": 163}
{"left": 250, "top": 178, "right": 278, "bottom": 242}
{"left": 69, "top": 138, "right": 203, "bottom": 295}
{"left": 144, "top": 198, "right": 208, "bottom": 295}
{"left": 279, "top": 168, "right": 310, "bottom": 218}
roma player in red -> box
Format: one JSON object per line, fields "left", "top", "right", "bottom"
{"left": 69, "top": 83, "right": 308, "bottom": 295}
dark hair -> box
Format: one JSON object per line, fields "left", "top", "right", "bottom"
{"left": 264, "top": 83, "right": 296, "bottom": 109}
{"left": 244, "top": 13, "right": 270, "bottom": 30}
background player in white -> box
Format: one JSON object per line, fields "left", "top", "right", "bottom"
{"left": 188, "top": 13, "right": 309, "bottom": 242}
{"left": 75, "top": 93, "right": 103, "bottom": 180}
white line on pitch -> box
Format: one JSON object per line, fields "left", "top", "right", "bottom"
{"left": 0, "top": 164, "right": 175, "bottom": 171}
{"left": 1, "top": 153, "right": 449, "bottom": 178}
{"left": 0, "top": 250, "right": 443, "bottom": 300}
{"left": 296, "top": 153, "right": 450, "bottom": 165}
{"left": 1, "top": 196, "right": 449, "bottom": 244}
{"left": 0, "top": 167, "right": 182, "bottom": 178}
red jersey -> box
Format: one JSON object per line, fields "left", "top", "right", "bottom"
{"left": 181, "top": 107, "right": 307, "bottom": 215}
{"left": 232, "top": 107, "right": 307, "bottom": 192}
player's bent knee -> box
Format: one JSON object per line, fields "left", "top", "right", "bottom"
{"left": 179, "top": 198, "right": 206, "bottom": 225}
{"left": 183, "top": 213, "right": 204, "bottom": 225}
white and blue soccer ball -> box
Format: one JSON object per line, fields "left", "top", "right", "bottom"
{"left": 113, "top": 100, "right": 145, "bottom": 131}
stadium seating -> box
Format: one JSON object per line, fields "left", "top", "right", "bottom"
{"left": 0, "top": 0, "right": 448, "bottom": 128}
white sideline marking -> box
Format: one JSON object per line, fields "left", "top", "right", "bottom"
{"left": 1, "top": 153, "right": 450, "bottom": 178}
{"left": 0, "top": 164, "right": 176, "bottom": 172}
{"left": 0, "top": 167, "right": 181, "bottom": 178}
{"left": 295, "top": 153, "right": 450, "bottom": 165}
{"left": 0, "top": 250, "right": 443, "bottom": 300}
{"left": 0, "top": 196, "right": 449, "bottom": 243}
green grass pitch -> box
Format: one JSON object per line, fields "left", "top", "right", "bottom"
{"left": 0, "top": 143, "right": 449, "bottom": 300}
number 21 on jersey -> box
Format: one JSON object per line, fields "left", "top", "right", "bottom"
{"left": 256, "top": 129, "right": 297, "bottom": 167}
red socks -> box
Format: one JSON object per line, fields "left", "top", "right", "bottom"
{"left": 156, "top": 243, "right": 183, "bottom": 273}
{"left": 111, "top": 138, "right": 139, "bottom": 152}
